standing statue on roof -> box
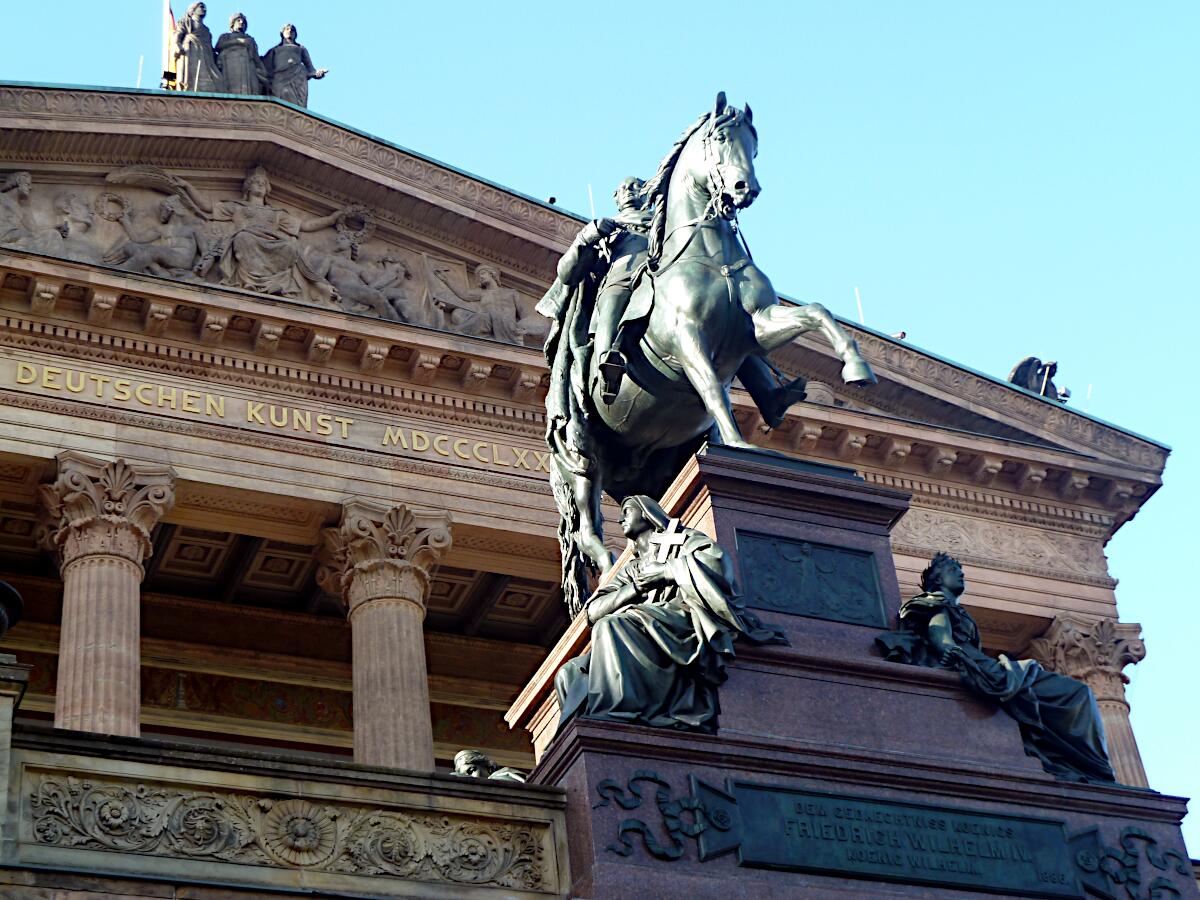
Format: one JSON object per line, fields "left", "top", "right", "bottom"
{"left": 262, "top": 24, "right": 328, "bottom": 108}
{"left": 538, "top": 93, "right": 878, "bottom": 615}
{"left": 174, "top": 3, "right": 224, "bottom": 93}
{"left": 215, "top": 12, "right": 268, "bottom": 96}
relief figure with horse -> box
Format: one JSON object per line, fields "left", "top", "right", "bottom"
{"left": 539, "top": 92, "right": 877, "bottom": 614}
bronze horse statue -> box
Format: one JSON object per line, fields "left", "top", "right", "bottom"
{"left": 541, "top": 93, "right": 876, "bottom": 614}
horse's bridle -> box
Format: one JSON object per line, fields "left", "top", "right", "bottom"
{"left": 652, "top": 112, "right": 754, "bottom": 276}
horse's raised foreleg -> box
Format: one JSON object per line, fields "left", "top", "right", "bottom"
{"left": 676, "top": 325, "right": 756, "bottom": 449}
{"left": 752, "top": 303, "right": 877, "bottom": 384}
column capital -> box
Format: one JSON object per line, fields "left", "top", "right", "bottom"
{"left": 36, "top": 452, "right": 176, "bottom": 570}
{"left": 1027, "top": 614, "right": 1145, "bottom": 704}
{"left": 317, "top": 499, "right": 452, "bottom": 615}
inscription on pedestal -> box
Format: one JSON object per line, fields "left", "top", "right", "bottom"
{"left": 711, "top": 781, "right": 1079, "bottom": 897}
{"left": 736, "top": 531, "right": 885, "bottom": 627}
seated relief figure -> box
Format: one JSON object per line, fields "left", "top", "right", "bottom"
{"left": 876, "top": 552, "right": 1116, "bottom": 784}
{"left": 0, "top": 172, "right": 53, "bottom": 252}
{"left": 103, "top": 196, "right": 209, "bottom": 278}
{"left": 429, "top": 263, "right": 535, "bottom": 344}
{"left": 555, "top": 495, "right": 785, "bottom": 734}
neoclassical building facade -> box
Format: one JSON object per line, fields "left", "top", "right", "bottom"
{"left": 0, "top": 83, "right": 1178, "bottom": 898}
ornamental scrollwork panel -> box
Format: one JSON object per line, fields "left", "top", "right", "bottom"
{"left": 890, "top": 507, "right": 1112, "bottom": 584}
{"left": 28, "top": 773, "right": 548, "bottom": 892}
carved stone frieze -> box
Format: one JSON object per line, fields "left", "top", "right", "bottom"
{"left": 1027, "top": 615, "right": 1145, "bottom": 706}
{"left": 0, "top": 85, "right": 578, "bottom": 247}
{"left": 890, "top": 506, "right": 1114, "bottom": 587}
{"left": 317, "top": 500, "right": 453, "bottom": 613}
{"left": 2, "top": 163, "right": 548, "bottom": 346}
{"left": 28, "top": 773, "right": 548, "bottom": 892}
{"left": 36, "top": 452, "right": 176, "bottom": 569}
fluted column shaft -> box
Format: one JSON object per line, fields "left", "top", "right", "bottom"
{"left": 319, "top": 501, "right": 451, "bottom": 770}
{"left": 56, "top": 527, "right": 144, "bottom": 734}
{"left": 38, "top": 453, "right": 175, "bottom": 738}
{"left": 1029, "top": 615, "right": 1149, "bottom": 787}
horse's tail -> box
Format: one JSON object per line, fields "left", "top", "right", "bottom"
{"left": 541, "top": 278, "right": 602, "bottom": 619}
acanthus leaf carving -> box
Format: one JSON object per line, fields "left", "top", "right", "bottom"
{"left": 36, "top": 452, "right": 176, "bottom": 568}
{"left": 29, "top": 772, "right": 547, "bottom": 892}
{"left": 1027, "top": 615, "right": 1145, "bottom": 704}
{"left": 317, "top": 499, "right": 452, "bottom": 611}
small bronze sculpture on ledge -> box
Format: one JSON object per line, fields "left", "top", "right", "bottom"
{"left": 0, "top": 579, "right": 22, "bottom": 639}
{"left": 876, "top": 553, "right": 1115, "bottom": 784}
{"left": 555, "top": 495, "right": 785, "bottom": 735}
{"left": 451, "top": 749, "right": 526, "bottom": 783}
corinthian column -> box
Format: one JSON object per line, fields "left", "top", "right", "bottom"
{"left": 37, "top": 452, "right": 175, "bottom": 737}
{"left": 318, "top": 499, "right": 452, "bottom": 770}
{"left": 1028, "top": 615, "right": 1148, "bottom": 787}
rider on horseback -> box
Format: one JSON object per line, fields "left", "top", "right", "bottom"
{"left": 546, "top": 176, "right": 652, "bottom": 403}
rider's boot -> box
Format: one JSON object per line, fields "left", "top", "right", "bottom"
{"left": 762, "top": 376, "right": 808, "bottom": 429}
{"left": 599, "top": 348, "right": 627, "bottom": 404}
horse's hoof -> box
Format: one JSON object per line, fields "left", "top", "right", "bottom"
{"left": 842, "top": 358, "right": 877, "bottom": 385}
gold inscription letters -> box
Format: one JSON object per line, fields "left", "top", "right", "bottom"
{"left": 8, "top": 361, "right": 547, "bottom": 476}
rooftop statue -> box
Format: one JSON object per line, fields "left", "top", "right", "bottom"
{"left": 876, "top": 552, "right": 1116, "bottom": 784}
{"left": 215, "top": 12, "right": 268, "bottom": 96}
{"left": 262, "top": 24, "right": 327, "bottom": 108}
{"left": 1009, "top": 356, "right": 1069, "bottom": 402}
{"left": 174, "top": 3, "right": 224, "bottom": 93}
{"left": 539, "top": 93, "right": 877, "bottom": 614}
{"left": 554, "top": 495, "right": 785, "bottom": 734}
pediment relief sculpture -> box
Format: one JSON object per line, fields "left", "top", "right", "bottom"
{"left": 0, "top": 166, "right": 544, "bottom": 345}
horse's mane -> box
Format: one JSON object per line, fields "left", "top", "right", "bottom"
{"left": 640, "top": 105, "right": 755, "bottom": 265}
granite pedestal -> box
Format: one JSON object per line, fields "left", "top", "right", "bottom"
{"left": 508, "top": 446, "right": 1195, "bottom": 899}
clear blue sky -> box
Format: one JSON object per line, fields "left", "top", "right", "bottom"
{"left": 3, "top": 2, "right": 1197, "bottom": 850}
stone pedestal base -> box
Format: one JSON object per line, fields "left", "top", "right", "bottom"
{"left": 508, "top": 447, "right": 1196, "bottom": 898}
{"left": 540, "top": 718, "right": 1194, "bottom": 899}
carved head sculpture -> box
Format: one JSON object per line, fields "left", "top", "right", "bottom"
{"left": 920, "top": 552, "right": 964, "bottom": 599}
{"left": 242, "top": 166, "right": 271, "bottom": 202}
{"left": 56, "top": 193, "right": 93, "bottom": 231}
{"left": 614, "top": 177, "right": 646, "bottom": 213}
{"left": 452, "top": 749, "right": 498, "bottom": 779}
{"left": 187, "top": 2, "right": 206, "bottom": 21}
{"left": 159, "top": 195, "right": 184, "bottom": 223}
{"left": 280, "top": 23, "right": 298, "bottom": 43}
{"left": 618, "top": 495, "right": 672, "bottom": 540}
{"left": 379, "top": 253, "right": 410, "bottom": 277}
{"left": 229, "top": 12, "right": 247, "bottom": 33}
{"left": 1, "top": 172, "right": 32, "bottom": 199}
{"left": 474, "top": 264, "right": 500, "bottom": 289}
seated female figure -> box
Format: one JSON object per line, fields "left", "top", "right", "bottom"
{"left": 877, "top": 552, "right": 1115, "bottom": 784}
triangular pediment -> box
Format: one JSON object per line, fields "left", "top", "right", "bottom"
{"left": 0, "top": 82, "right": 1166, "bottom": 487}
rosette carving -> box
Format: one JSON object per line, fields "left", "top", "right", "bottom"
{"left": 36, "top": 451, "right": 176, "bottom": 568}
{"left": 30, "top": 773, "right": 548, "bottom": 892}
{"left": 316, "top": 498, "right": 452, "bottom": 612}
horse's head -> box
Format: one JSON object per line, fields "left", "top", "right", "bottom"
{"left": 686, "top": 92, "right": 760, "bottom": 216}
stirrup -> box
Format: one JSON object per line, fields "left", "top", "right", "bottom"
{"left": 599, "top": 350, "right": 627, "bottom": 404}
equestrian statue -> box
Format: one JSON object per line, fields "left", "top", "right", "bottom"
{"left": 538, "top": 92, "right": 877, "bottom": 615}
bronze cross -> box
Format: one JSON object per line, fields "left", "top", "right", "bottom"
{"left": 649, "top": 518, "right": 687, "bottom": 563}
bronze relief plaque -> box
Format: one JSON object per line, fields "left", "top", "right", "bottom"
{"left": 735, "top": 531, "right": 886, "bottom": 627}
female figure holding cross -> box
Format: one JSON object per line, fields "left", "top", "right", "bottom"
{"left": 554, "top": 495, "right": 784, "bottom": 734}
